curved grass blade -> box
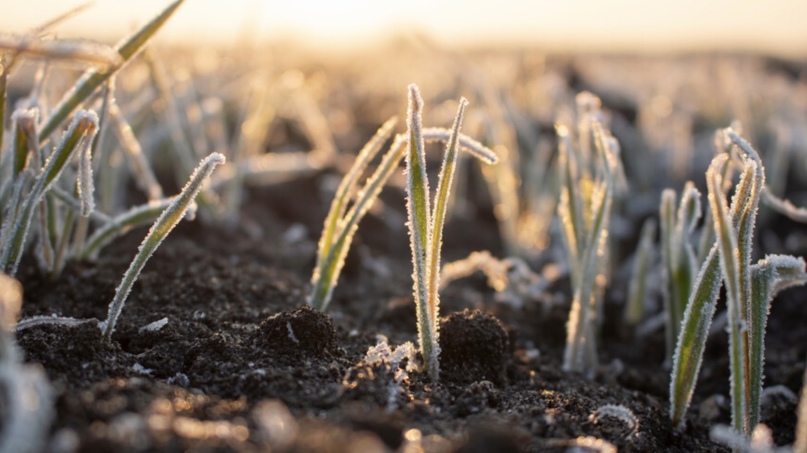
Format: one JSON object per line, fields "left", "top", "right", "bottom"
{"left": 309, "top": 116, "right": 398, "bottom": 309}
{"left": 80, "top": 198, "right": 173, "bottom": 261}
{"left": 669, "top": 133, "right": 760, "bottom": 428}
{"left": 308, "top": 135, "right": 408, "bottom": 311}
{"left": 101, "top": 152, "right": 224, "bottom": 341}
{"left": 38, "top": 0, "right": 184, "bottom": 142}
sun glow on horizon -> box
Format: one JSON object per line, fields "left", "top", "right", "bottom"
{"left": 1, "top": 0, "right": 807, "bottom": 56}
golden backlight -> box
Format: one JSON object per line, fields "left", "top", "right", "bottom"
{"left": 1, "top": 0, "right": 806, "bottom": 55}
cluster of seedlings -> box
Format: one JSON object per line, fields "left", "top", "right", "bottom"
{"left": 2, "top": 0, "right": 807, "bottom": 451}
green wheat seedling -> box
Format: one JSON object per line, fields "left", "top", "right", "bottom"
{"left": 404, "top": 85, "right": 466, "bottom": 382}
{"left": 557, "top": 100, "right": 624, "bottom": 375}
{"left": 669, "top": 130, "right": 807, "bottom": 436}
{"left": 308, "top": 92, "right": 498, "bottom": 313}
{"left": 0, "top": 110, "right": 98, "bottom": 276}
{"left": 307, "top": 116, "right": 399, "bottom": 310}
{"left": 659, "top": 182, "right": 701, "bottom": 364}
{"left": 101, "top": 152, "right": 224, "bottom": 341}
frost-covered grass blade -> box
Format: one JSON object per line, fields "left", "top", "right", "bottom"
{"left": 101, "top": 152, "right": 224, "bottom": 341}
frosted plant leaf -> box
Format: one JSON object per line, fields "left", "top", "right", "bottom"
{"left": 589, "top": 404, "right": 639, "bottom": 439}
{"left": 102, "top": 152, "right": 224, "bottom": 341}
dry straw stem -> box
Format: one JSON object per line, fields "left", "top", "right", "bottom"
{"left": 0, "top": 110, "right": 98, "bottom": 276}
{"left": 0, "top": 34, "right": 122, "bottom": 68}
{"left": 101, "top": 152, "right": 225, "bottom": 341}
{"left": 38, "top": 0, "right": 184, "bottom": 142}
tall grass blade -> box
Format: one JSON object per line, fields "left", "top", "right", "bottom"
{"left": 707, "top": 154, "right": 748, "bottom": 436}
{"left": 11, "top": 109, "right": 39, "bottom": 177}
{"left": 404, "top": 85, "right": 434, "bottom": 379}
{"left": 423, "top": 98, "right": 468, "bottom": 380}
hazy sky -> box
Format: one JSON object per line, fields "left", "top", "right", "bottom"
{"left": 2, "top": 0, "right": 806, "bottom": 55}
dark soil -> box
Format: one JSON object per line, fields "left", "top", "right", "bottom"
{"left": 13, "top": 93, "right": 807, "bottom": 452}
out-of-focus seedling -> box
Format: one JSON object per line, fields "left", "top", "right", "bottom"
{"left": 659, "top": 182, "right": 701, "bottom": 363}
{"left": 0, "top": 273, "right": 54, "bottom": 453}
{"left": 101, "top": 152, "right": 225, "bottom": 341}
{"left": 557, "top": 92, "right": 625, "bottom": 375}
{"left": 0, "top": 110, "right": 98, "bottom": 276}
{"left": 669, "top": 130, "right": 807, "bottom": 439}
{"left": 624, "top": 218, "right": 656, "bottom": 326}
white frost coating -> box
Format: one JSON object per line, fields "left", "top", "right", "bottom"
{"left": 16, "top": 315, "right": 96, "bottom": 332}
{"left": 285, "top": 322, "right": 299, "bottom": 344}
{"left": 363, "top": 338, "right": 418, "bottom": 410}
{"left": 132, "top": 363, "right": 153, "bottom": 376}
{"left": 759, "top": 385, "right": 798, "bottom": 405}
{"left": 589, "top": 404, "right": 639, "bottom": 439}
{"left": 364, "top": 338, "right": 418, "bottom": 373}
{"left": 138, "top": 317, "right": 169, "bottom": 333}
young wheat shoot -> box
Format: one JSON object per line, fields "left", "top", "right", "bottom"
{"left": 670, "top": 129, "right": 807, "bottom": 434}
{"left": 308, "top": 102, "right": 497, "bottom": 313}
{"left": 101, "top": 152, "right": 224, "bottom": 341}
{"left": 404, "top": 85, "right": 479, "bottom": 381}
